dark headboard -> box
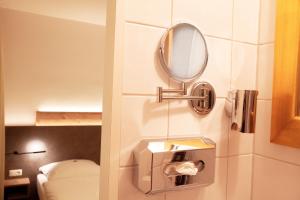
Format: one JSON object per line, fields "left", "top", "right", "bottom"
{"left": 5, "top": 126, "right": 101, "bottom": 200}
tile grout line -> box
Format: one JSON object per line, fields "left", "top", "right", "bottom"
{"left": 257, "top": 0, "right": 263, "bottom": 46}
{"left": 125, "top": 20, "right": 168, "bottom": 29}
{"left": 226, "top": 1, "right": 235, "bottom": 199}
{"left": 122, "top": 92, "right": 272, "bottom": 102}
{"left": 227, "top": 153, "right": 254, "bottom": 158}
{"left": 122, "top": 93, "right": 228, "bottom": 99}
{"left": 124, "top": 21, "right": 272, "bottom": 46}
{"left": 251, "top": 0, "right": 262, "bottom": 192}
{"left": 254, "top": 153, "right": 300, "bottom": 167}
{"left": 251, "top": 1, "right": 262, "bottom": 198}
{"left": 257, "top": 98, "right": 272, "bottom": 101}
{"left": 250, "top": 153, "right": 255, "bottom": 200}
{"left": 167, "top": 0, "right": 174, "bottom": 148}
{"left": 122, "top": 93, "right": 157, "bottom": 97}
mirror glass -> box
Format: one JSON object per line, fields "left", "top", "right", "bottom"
{"left": 159, "top": 23, "right": 208, "bottom": 82}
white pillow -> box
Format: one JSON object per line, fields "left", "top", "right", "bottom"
{"left": 39, "top": 162, "right": 59, "bottom": 176}
{"left": 39, "top": 160, "right": 99, "bottom": 180}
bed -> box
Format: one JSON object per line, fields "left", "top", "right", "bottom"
{"left": 37, "top": 159, "right": 100, "bottom": 200}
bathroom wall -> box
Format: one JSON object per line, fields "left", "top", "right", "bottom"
{"left": 112, "top": 0, "right": 300, "bottom": 200}
{"left": 0, "top": 8, "right": 105, "bottom": 125}
{"left": 117, "top": 0, "right": 253, "bottom": 200}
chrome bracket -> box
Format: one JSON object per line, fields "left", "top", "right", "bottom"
{"left": 225, "top": 90, "right": 258, "bottom": 133}
{"left": 158, "top": 82, "right": 216, "bottom": 115}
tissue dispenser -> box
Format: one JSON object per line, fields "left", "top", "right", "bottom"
{"left": 133, "top": 138, "right": 216, "bottom": 194}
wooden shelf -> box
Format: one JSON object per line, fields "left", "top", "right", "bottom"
{"left": 36, "top": 111, "right": 102, "bottom": 126}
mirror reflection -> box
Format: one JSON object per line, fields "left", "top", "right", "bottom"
{"left": 159, "top": 23, "right": 208, "bottom": 82}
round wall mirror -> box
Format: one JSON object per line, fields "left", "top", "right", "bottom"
{"left": 159, "top": 23, "right": 208, "bottom": 82}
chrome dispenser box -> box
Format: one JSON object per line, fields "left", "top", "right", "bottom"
{"left": 133, "top": 137, "right": 216, "bottom": 194}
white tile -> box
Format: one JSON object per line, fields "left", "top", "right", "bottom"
{"left": 259, "top": 0, "right": 276, "bottom": 43}
{"left": 124, "top": 0, "right": 172, "bottom": 28}
{"left": 227, "top": 155, "right": 253, "bottom": 200}
{"left": 257, "top": 44, "right": 274, "bottom": 100}
{"left": 252, "top": 155, "right": 300, "bottom": 200}
{"left": 119, "top": 167, "right": 165, "bottom": 200}
{"left": 233, "top": 0, "right": 260, "bottom": 43}
{"left": 198, "top": 36, "right": 231, "bottom": 98}
{"left": 231, "top": 42, "right": 258, "bottom": 90}
{"left": 168, "top": 99, "right": 229, "bottom": 157}
{"left": 123, "top": 23, "right": 169, "bottom": 95}
{"left": 166, "top": 158, "right": 227, "bottom": 200}
{"left": 173, "top": 0, "right": 233, "bottom": 39}
{"left": 228, "top": 130, "right": 254, "bottom": 156}
{"left": 120, "top": 96, "right": 168, "bottom": 167}
{"left": 255, "top": 100, "right": 300, "bottom": 165}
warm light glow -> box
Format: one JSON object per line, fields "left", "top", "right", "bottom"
{"left": 26, "top": 140, "right": 46, "bottom": 153}
{"left": 38, "top": 105, "right": 102, "bottom": 113}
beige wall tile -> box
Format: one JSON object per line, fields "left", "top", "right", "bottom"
{"left": 120, "top": 96, "right": 168, "bottom": 167}
{"left": 259, "top": 0, "right": 276, "bottom": 44}
{"left": 228, "top": 131, "right": 254, "bottom": 156}
{"left": 233, "top": 0, "right": 260, "bottom": 43}
{"left": 231, "top": 42, "right": 258, "bottom": 90}
{"left": 257, "top": 44, "right": 274, "bottom": 100}
{"left": 123, "top": 23, "right": 168, "bottom": 95}
{"left": 125, "top": 0, "right": 172, "bottom": 28}
{"left": 173, "top": 0, "right": 233, "bottom": 39}
{"left": 168, "top": 99, "right": 229, "bottom": 157}
{"left": 165, "top": 158, "right": 227, "bottom": 200}
{"left": 227, "top": 155, "right": 253, "bottom": 200}
{"left": 252, "top": 155, "right": 300, "bottom": 200}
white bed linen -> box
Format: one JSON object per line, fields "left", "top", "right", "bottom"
{"left": 37, "top": 174, "right": 48, "bottom": 200}
{"left": 37, "top": 173, "right": 99, "bottom": 200}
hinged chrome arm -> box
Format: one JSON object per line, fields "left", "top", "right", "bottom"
{"left": 158, "top": 83, "right": 207, "bottom": 103}
{"left": 157, "top": 82, "right": 216, "bottom": 115}
{"left": 158, "top": 94, "right": 208, "bottom": 102}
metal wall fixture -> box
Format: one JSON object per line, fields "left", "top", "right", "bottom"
{"left": 225, "top": 90, "right": 259, "bottom": 133}
{"left": 157, "top": 23, "right": 216, "bottom": 115}
{"left": 133, "top": 138, "right": 216, "bottom": 194}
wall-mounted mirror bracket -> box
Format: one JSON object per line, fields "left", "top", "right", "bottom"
{"left": 156, "top": 23, "right": 215, "bottom": 115}
{"left": 158, "top": 82, "right": 187, "bottom": 102}
{"left": 158, "top": 82, "right": 216, "bottom": 115}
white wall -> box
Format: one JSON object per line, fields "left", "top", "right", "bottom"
{"left": 116, "top": 0, "right": 256, "bottom": 199}
{"left": 0, "top": 8, "right": 105, "bottom": 125}
{"left": 0, "top": 0, "right": 106, "bottom": 25}
{"left": 111, "top": 0, "right": 300, "bottom": 200}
